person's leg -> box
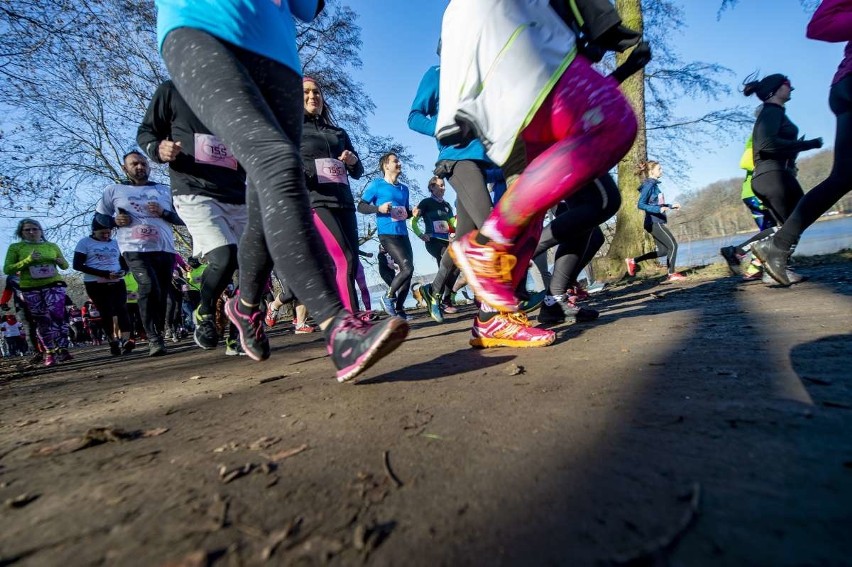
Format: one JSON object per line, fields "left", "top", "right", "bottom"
{"left": 312, "top": 207, "right": 359, "bottom": 312}
{"left": 86, "top": 282, "right": 115, "bottom": 340}
{"left": 380, "top": 235, "right": 414, "bottom": 312}
{"left": 355, "top": 261, "right": 372, "bottom": 311}
{"left": 152, "top": 252, "right": 176, "bottom": 339}
{"left": 751, "top": 170, "right": 804, "bottom": 226}
{"left": 123, "top": 252, "right": 158, "bottom": 341}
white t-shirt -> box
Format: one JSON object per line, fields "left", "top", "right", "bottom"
{"left": 74, "top": 236, "right": 124, "bottom": 283}
{"left": 1, "top": 321, "right": 22, "bottom": 338}
{"left": 96, "top": 182, "right": 176, "bottom": 254}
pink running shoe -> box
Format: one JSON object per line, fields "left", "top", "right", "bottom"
{"left": 43, "top": 352, "right": 56, "bottom": 367}
{"left": 665, "top": 272, "right": 687, "bottom": 282}
{"left": 264, "top": 306, "right": 277, "bottom": 328}
{"left": 469, "top": 312, "right": 555, "bottom": 348}
{"left": 625, "top": 258, "right": 637, "bottom": 277}
{"left": 294, "top": 323, "right": 316, "bottom": 334}
{"left": 449, "top": 231, "right": 518, "bottom": 312}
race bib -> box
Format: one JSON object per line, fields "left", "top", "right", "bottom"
{"left": 315, "top": 158, "right": 349, "bottom": 186}
{"left": 132, "top": 224, "right": 160, "bottom": 242}
{"left": 194, "top": 133, "right": 238, "bottom": 170}
{"left": 432, "top": 220, "right": 450, "bottom": 234}
{"left": 390, "top": 206, "right": 408, "bottom": 221}
{"left": 658, "top": 192, "right": 666, "bottom": 205}
{"left": 29, "top": 264, "right": 57, "bottom": 279}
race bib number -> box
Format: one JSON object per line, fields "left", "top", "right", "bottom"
{"left": 195, "top": 133, "right": 238, "bottom": 170}
{"left": 132, "top": 224, "right": 160, "bottom": 242}
{"left": 390, "top": 206, "right": 408, "bottom": 221}
{"left": 315, "top": 158, "right": 349, "bottom": 186}
{"left": 29, "top": 264, "right": 57, "bottom": 279}
{"left": 432, "top": 220, "right": 450, "bottom": 234}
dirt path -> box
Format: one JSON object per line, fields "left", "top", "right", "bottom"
{"left": 2, "top": 260, "right": 851, "bottom": 566}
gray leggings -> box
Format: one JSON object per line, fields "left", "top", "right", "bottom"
{"left": 635, "top": 222, "right": 679, "bottom": 273}
{"left": 162, "top": 28, "right": 343, "bottom": 324}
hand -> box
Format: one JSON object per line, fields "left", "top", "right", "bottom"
{"left": 30, "top": 251, "right": 42, "bottom": 261}
{"left": 412, "top": 206, "right": 420, "bottom": 218}
{"left": 378, "top": 202, "right": 392, "bottom": 214}
{"left": 810, "top": 137, "right": 824, "bottom": 149}
{"left": 147, "top": 202, "right": 164, "bottom": 217}
{"left": 672, "top": 203, "right": 681, "bottom": 210}
{"left": 338, "top": 150, "right": 358, "bottom": 166}
{"left": 115, "top": 213, "right": 131, "bottom": 227}
{"left": 661, "top": 206, "right": 670, "bottom": 213}
{"left": 109, "top": 271, "right": 125, "bottom": 280}
{"left": 420, "top": 234, "right": 430, "bottom": 242}
{"left": 158, "top": 140, "right": 182, "bottom": 162}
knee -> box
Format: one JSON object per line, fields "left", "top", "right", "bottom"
{"left": 398, "top": 259, "right": 414, "bottom": 280}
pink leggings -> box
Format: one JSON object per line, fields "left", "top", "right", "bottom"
{"left": 482, "top": 55, "right": 637, "bottom": 248}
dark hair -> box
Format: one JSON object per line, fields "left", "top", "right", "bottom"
{"left": 91, "top": 216, "right": 111, "bottom": 233}
{"left": 742, "top": 72, "right": 788, "bottom": 102}
{"left": 379, "top": 152, "right": 398, "bottom": 174}
{"left": 302, "top": 77, "right": 337, "bottom": 126}
{"left": 15, "top": 218, "right": 43, "bottom": 239}
{"left": 427, "top": 176, "right": 443, "bottom": 193}
{"left": 634, "top": 160, "right": 660, "bottom": 180}
{"left": 122, "top": 150, "right": 146, "bottom": 164}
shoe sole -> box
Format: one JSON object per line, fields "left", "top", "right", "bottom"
{"left": 336, "top": 319, "right": 410, "bottom": 383}
{"left": 224, "top": 299, "right": 270, "bottom": 362}
{"left": 469, "top": 334, "right": 555, "bottom": 348}
{"left": 449, "top": 240, "right": 518, "bottom": 312}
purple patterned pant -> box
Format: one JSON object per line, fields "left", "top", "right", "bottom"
{"left": 22, "top": 284, "right": 69, "bottom": 351}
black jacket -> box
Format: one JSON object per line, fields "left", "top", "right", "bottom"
{"left": 752, "top": 103, "right": 821, "bottom": 178}
{"left": 137, "top": 80, "right": 246, "bottom": 204}
{"left": 301, "top": 114, "right": 363, "bottom": 209}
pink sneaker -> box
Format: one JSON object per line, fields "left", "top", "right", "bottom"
{"left": 469, "top": 312, "right": 555, "bottom": 348}
{"left": 264, "top": 307, "right": 277, "bottom": 328}
{"left": 449, "top": 231, "right": 518, "bottom": 312}
{"left": 294, "top": 323, "right": 316, "bottom": 334}
{"left": 43, "top": 352, "right": 56, "bottom": 367}
{"left": 625, "top": 258, "right": 637, "bottom": 277}
{"left": 666, "top": 272, "right": 687, "bottom": 282}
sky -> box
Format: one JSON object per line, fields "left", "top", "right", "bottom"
{"left": 2, "top": 0, "right": 843, "bottom": 284}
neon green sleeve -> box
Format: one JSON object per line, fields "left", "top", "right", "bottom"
{"left": 411, "top": 214, "right": 424, "bottom": 237}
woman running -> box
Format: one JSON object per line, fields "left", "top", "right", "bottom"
{"left": 73, "top": 218, "right": 134, "bottom": 356}
{"left": 625, "top": 161, "right": 685, "bottom": 282}
{"left": 3, "top": 219, "right": 71, "bottom": 366}
{"left": 155, "top": 0, "right": 408, "bottom": 381}
{"left": 301, "top": 77, "right": 368, "bottom": 314}
{"left": 357, "top": 152, "right": 417, "bottom": 320}
{"left": 755, "top": 0, "right": 848, "bottom": 285}
{"left": 438, "top": 0, "right": 638, "bottom": 312}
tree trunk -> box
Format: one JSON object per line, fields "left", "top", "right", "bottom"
{"left": 594, "top": 0, "right": 655, "bottom": 279}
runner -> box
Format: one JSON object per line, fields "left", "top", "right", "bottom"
{"left": 438, "top": 0, "right": 638, "bottom": 313}
{"left": 625, "top": 161, "right": 686, "bottom": 282}
{"left": 155, "top": 0, "right": 408, "bottom": 381}
{"left": 410, "top": 176, "right": 458, "bottom": 313}
{"left": 3, "top": 219, "right": 72, "bottom": 366}
{"left": 73, "top": 219, "right": 134, "bottom": 356}
{"left": 94, "top": 151, "right": 184, "bottom": 356}
{"left": 358, "top": 152, "right": 417, "bottom": 321}
{"left": 754, "top": 0, "right": 849, "bottom": 285}
{"left": 137, "top": 79, "right": 247, "bottom": 352}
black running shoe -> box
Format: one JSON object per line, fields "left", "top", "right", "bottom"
{"left": 327, "top": 312, "right": 409, "bottom": 383}
{"left": 109, "top": 341, "right": 121, "bottom": 356}
{"left": 537, "top": 301, "right": 566, "bottom": 324}
{"left": 122, "top": 339, "right": 135, "bottom": 355}
{"left": 720, "top": 246, "right": 744, "bottom": 276}
{"left": 225, "top": 296, "right": 270, "bottom": 361}
{"left": 193, "top": 307, "right": 219, "bottom": 350}
{"left": 149, "top": 337, "right": 167, "bottom": 357}
{"left": 752, "top": 238, "right": 793, "bottom": 286}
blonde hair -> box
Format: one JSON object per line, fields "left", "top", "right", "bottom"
{"left": 634, "top": 160, "right": 660, "bottom": 179}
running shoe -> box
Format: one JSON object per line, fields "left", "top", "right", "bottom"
{"left": 625, "top": 258, "right": 637, "bottom": 277}
{"left": 380, "top": 295, "right": 398, "bottom": 317}
{"left": 327, "top": 311, "right": 409, "bottom": 383}
{"left": 762, "top": 267, "right": 804, "bottom": 285}
{"left": 109, "top": 341, "right": 121, "bottom": 356}
{"left": 56, "top": 348, "right": 73, "bottom": 362}
{"left": 356, "top": 310, "right": 381, "bottom": 322}
{"left": 752, "top": 238, "right": 794, "bottom": 286}
{"left": 469, "top": 312, "right": 556, "bottom": 348}
{"left": 441, "top": 302, "right": 459, "bottom": 314}
{"left": 193, "top": 307, "right": 219, "bottom": 350}
{"left": 149, "top": 337, "right": 167, "bottom": 357}
{"left": 665, "top": 272, "right": 687, "bottom": 282}
{"left": 122, "top": 339, "right": 136, "bottom": 355}
{"left": 421, "top": 283, "right": 444, "bottom": 323}
{"left": 43, "top": 352, "right": 56, "bottom": 367}
{"left": 396, "top": 309, "right": 413, "bottom": 321}
{"left": 567, "top": 285, "right": 590, "bottom": 303}
{"left": 295, "top": 322, "right": 316, "bottom": 334}
{"left": 720, "top": 246, "right": 744, "bottom": 275}
{"left": 265, "top": 306, "right": 278, "bottom": 328}
{"left": 225, "top": 296, "right": 270, "bottom": 362}
{"left": 449, "top": 231, "right": 519, "bottom": 312}
{"left": 519, "top": 290, "right": 546, "bottom": 314}
{"left": 538, "top": 298, "right": 600, "bottom": 324}
{"left": 225, "top": 338, "right": 246, "bottom": 356}
{"left": 164, "top": 328, "right": 173, "bottom": 340}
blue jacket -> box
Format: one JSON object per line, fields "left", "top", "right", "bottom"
{"left": 637, "top": 178, "right": 669, "bottom": 226}
{"left": 156, "top": 0, "right": 320, "bottom": 74}
{"left": 408, "top": 65, "right": 492, "bottom": 164}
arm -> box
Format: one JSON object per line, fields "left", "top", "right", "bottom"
{"left": 407, "top": 67, "right": 439, "bottom": 137}
{"left": 357, "top": 182, "right": 380, "bottom": 214}
{"left": 341, "top": 131, "right": 364, "bottom": 180}
{"left": 137, "top": 83, "right": 174, "bottom": 163}
{"left": 754, "top": 107, "right": 822, "bottom": 159}
{"left": 4, "top": 245, "right": 32, "bottom": 273}
{"left": 161, "top": 207, "right": 185, "bottom": 226}
{"left": 807, "top": 0, "right": 852, "bottom": 42}
{"left": 739, "top": 136, "right": 754, "bottom": 171}
{"left": 636, "top": 181, "right": 663, "bottom": 214}
{"left": 52, "top": 244, "right": 69, "bottom": 270}
{"left": 410, "top": 207, "right": 425, "bottom": 239}
{"left": 73, "top": 252, "right": 112, "bottom": 278}
{"left": 357, "top": 200, "right": 380, "bottom": 214}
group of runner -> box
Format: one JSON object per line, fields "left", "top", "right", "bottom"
{"left": 3, "top": 0, "right": 848, "bottom": 377}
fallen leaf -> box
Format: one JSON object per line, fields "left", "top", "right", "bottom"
{"left": 142, "top": 428, "right": 169, "bottom": 438}
{"left": 248, "top": 436, "right": 280, "bottom": 451}
{"left": 219, "top": 463, "right": 254, "bottom": 484}
{"left": 5, "top": 493, "right": 40, "bottom": 508}
{"left": 267, "top": 444, "right": 308, "bottom": 462}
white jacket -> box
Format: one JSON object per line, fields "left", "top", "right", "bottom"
{"left": 436, "top": 0, "right": 577, "bottom": 166}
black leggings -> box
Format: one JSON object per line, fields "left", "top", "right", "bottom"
{"left": 635, "top": 222, "right": 679, "bottom": 273}
{"left": 199, "top": 244, "right": 238, "bottom": 317}
{"left": 432, "top": 160, "right": 494, "bottom": 296}
{"left": 166, "top": 284, "right": 183, "bottom": 330}
{"left": 312, "top": 207, "right": 360, "bottom": 312}
{"left": 162, "top": 28, "right": 343, "bottom": 325}
{"left": 123, "top": 251, "right": 173, "bottom": 340}
{"left": 534, "top": 176, "right": 621, "bottom": 294}
{"left": 378, "top": 234, "right": 414, "bottom": 311}
{"left": 776, "top": 74, "right": 852, "bottom": 250}
{"left": 84, "top": 281, "right": 131, "bottom": 336}
{"left": 751, "top": 169, "right": 804, "bottom": 226}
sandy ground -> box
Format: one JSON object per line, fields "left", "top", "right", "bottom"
{"left": 1, "top": 258, "right": 851, "bottom": 567}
